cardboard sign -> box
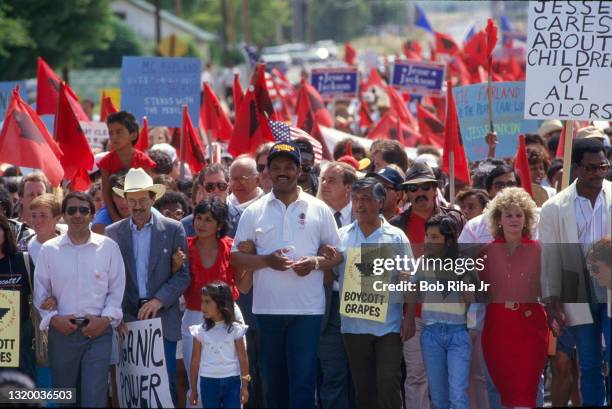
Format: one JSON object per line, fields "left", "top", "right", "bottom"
{"left": 524, "top": 1, "right": 612, "bottom": 120}
{"left": 116, "top": 318, "right": 174, "bottom": 408}
{"left": 454, "top": 81, "right": 539, "bottom": 161}
{"left": 391, "top": 60, "right": 446, "bottom": 97}
{"left": 0, "top": 81, "right": 27, "bottom": 119}
{"left": 80, "top": 121, "right": 110, "bottom": 151}
{"left": 0, "top": 290, "right": 20, "bottom": 367}
{"left": 310, "top": 68, "right": 358, "bottom": 100}
{"left": 121, "top": 57, "right": 201, "bottom": 127}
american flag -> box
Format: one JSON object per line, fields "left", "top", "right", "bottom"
{"left": 269, "top": 120, "right": 323, "bottom": 163}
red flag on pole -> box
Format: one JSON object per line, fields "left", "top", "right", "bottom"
{"left": 363, "top": 68, "right": 386, "bottom": 91}
{"left": 55, "top": 82, "right": 94, "bottom": 191}
{"left": 253, "top": 63, "right": 276, "bottom": 120}
{"left": 485, "top": 18, "right": 499, "bottom": 76}
{"left": 181, "top": 105, "right": 206, "bottom": 174}
{"left": 296, "top": 80, "right": 334, "bottom": 130}
{"left": 441, "top": 80, "right": 471, "bottom": 184}
{"left": 233, "top": 73, "right": 244, "bottom": 115}
{"left": 358, "top": 95, "right": 373, "bottom": 128}
{"left": 228, "top": 86, "right": 275, "bottom": 157}
{"left": 344, "top": 42, "right": 357, "bottom": 65}
{"left": 201, "top": 83, "right": 234, "bottom": 141}
{"left": 463, "top": 30, "right": 488, "bottom": 68}
{"left": 386, "top": 86, "right": 415, "bottom": 127}
{"left": 403, "top": 40, "right": 423, "bottom": 60}
{"left": 36, "top": 57, "right": 61, "bottom": 116}
{"left": 435, "top": 32, "right": 460, "bottom": 55}
{"left": 556, "top": 120, "right": 576, "bottom": 159}
{"left": 416, "top": 104, "right": 444, "bottom": 148}
{"left": 100, "top": 95, "right": 118, "bottom": 122}
{"left": 368, "top": 111, "right": 420, "bottom": 147}
{"left": 0, "top": 87, "right": 64, "bottom": 186}
{"left": 514, "top": 134, "right": 533, "bottom": 198}
{"left": 135, "top": 116, "right": 149, "bottom": 152}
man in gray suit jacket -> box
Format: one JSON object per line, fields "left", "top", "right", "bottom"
{"left": 106, "top": 168, "right": 190, "bottom": 403}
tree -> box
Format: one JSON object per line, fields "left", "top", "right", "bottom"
{"left": 0, "top": 4, "right": 33, "bottom": 58}
{"left": 307, "top": 0, "right": 371, "bottom": 42}
{"left": 83, "top": 16, "right": 145, "bottom": 68}
{"left": 0, "top": 0, "right": 114, "bottom": 80}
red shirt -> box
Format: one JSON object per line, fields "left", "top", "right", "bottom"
{"left": 184, "top": 236, "right": 239, "bottom": 310}
{"left": 405, "top": 211, "right": 429, "bottom": 318}
{"left": 98, "top": 149, "right": 156, "bottom": 174}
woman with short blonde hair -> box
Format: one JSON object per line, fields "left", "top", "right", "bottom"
{"left": 486, "top": 187, "right": 537, "bottom": 239}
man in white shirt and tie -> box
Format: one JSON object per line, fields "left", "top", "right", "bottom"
{"left": 34, "top": 191, "right": 125, "bottom": 407}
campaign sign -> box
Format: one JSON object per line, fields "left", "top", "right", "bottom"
{"left": 453, "top": 81, "right": 539, "bottom": 161}
{"left": 0, "top": 81, "right": 27, "bottom": 118}
{"left": 0, "top": 291, "right": 20, "bottom": 367}
{"left": 116, "top": 318, "right": 174, "bottom": 408}
{"left": 310, "top": 68, "right": 358, "bottom": 100}
{"left": 390, "top": 60, "right": 445, "bottom": 97}
{"left": 121, "top": 57, "right": 201, "bottom": 127}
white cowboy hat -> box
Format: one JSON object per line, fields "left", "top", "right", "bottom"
{"left": 112, "top": 168, "right": 166, "bottom": 201}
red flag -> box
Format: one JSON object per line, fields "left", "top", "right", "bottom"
{"left": 228, "top": 86, "right": 275, "bottom": 157}
{"left": 0, "top": 87, "right": 64, "bottom": 186}
{"left": 514, "top": 134, "right": 533, "bottom": 198}
{"left": 403, "top": 40, "right": 423, "bottom": 60}
{"left": 435, "top": 32, "right": 460, "bottom": 55}
{"left": 135, "top": 116, "right": 149, "bottom": 152}
{"left": 201, "top": 83, "right": 234, "bottom": 141}
{"left": 386, "top": 86, "right": 415, "bottom": 127}
{"left": 358, "top": 95, "right": 373, "bottom": 128}
{"left": 233, "top": 73, "right": 244, "bottom": 115}
{"left": 100, "top": 95, "right": 118, "bottom": 122}
{"left": 363, "top": 68, "right": 386, "bottom": 91}
{"left": 417, "top": 104, "right": 444, "bottom": 148}
{"left": 463, "top": 30, "right": 488, "bottom": 67}
{"left": 556, "top": 121, "right": 576, "bottom": 159}
{"left": 253, "top": 63, "right": 276, "bottom": 119}
{"left": 344, "top": 42, "right": 357, "bottom": 65}
{"left": 55, "top": 82, "right": 94, "bottom": 191}
{"left": 368, "top": 111, "right": 420, "bottom": 147}
{"left": 181, "top": 105, "right": 206, "bottom": 174}
{"left": 36, "top": 57, "right": 62, "bottom": 116}
{"left": 296, "top": 80, "right": 333, "bottom": 130}
{"left": 441, "top": 80, "right": 471, "bottom": 184}
{"left": 485, "top": 18, "right": 499, "bottom": 76}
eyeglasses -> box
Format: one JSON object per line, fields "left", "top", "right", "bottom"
{"left": 579, "top": 162, "right": 610, "bottom": 174}
{"left": 66, "top": 206, "right": 91, "bottom": 216}
{"left": 404, "top": 183, "right": 434, "bottom": 193}
{"left": 204, "top": 182, "right": 229, "bottom": 193}
{"left": 162, "top": 208, "right": 185, "bottom": 219}
{"left": 301, "top": 165, "right": 313, "bottom": 173}
{"left": 256, "top": 164, "right": 266, "bottom": 173}
{"left": 492, "top": 180, "right": 518, "bottom": 190}
{"left": 231, "top": 175, "right": 257, "bottom": 184}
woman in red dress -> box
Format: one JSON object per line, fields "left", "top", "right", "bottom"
{"left": 479, "top": 187, "right": 549, "bottom": 409}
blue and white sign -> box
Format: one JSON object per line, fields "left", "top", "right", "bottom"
{"left": 310, "top": 68, "right": 358, "bottom": 100}
{"left": 121, "top": 57, "right": 201, "bottom": 127}
{"left": 0, "top": 81, "right": 27, "bottom": 119}
{"left": 454, "top": 81, "right": 540, "bottom": 161}
{"left": 391, "top": 60, "right": 445, "bottom": 97}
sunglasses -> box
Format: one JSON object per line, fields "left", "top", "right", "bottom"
{"left": 256, "top": 164, "right": 266, "bottom": 173}
{"left": 404, "top": 183, "right": 434, "bottom": 193}
{"left": 204, "top": 182, "right": 229, "bottom": 193}
{"left": 492, "top": 180, "right": 518, "bottom": 190}
{"left": 66, "top": 206, "right": 91, "bottom": 216}
{"left": 579, "top": 162, "right": 610, "bottom": 174}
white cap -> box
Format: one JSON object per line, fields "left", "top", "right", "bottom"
{"left": 414, "top": 153, "right": 440, "bottom": 169}
{"left": 537, "top": 120, "right": 562, "bottom": 138}
{"left": 149, "top": 143, "right": 177, "bottom": 162}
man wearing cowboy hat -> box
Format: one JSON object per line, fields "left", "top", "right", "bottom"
{"left": 106, "top": 168, "right": 190, "bottom": 404}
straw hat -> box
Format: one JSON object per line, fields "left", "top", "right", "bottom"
{"left": 537, "top": 120, "right": 562, "bottom": 138}
{"left": 112, "top": 168, "right": 166, "bottom": 200}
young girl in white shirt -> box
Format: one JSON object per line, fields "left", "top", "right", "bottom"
{"left": 189, "top": 282, "right": 250, "bottom": 408}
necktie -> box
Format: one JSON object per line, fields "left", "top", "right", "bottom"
{"left": 334, "top": 211, "right": 342, "bottom": 228}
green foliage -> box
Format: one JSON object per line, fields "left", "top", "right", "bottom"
{"left": 0, "top": 0, "right": 114, "bottom": 80}
{"left": 308, "top": 0, "right": 371, "bottom": 42}
{"left": 84, "top": 16, "right": 145, "bottom": 68}
{"left": 0, "top": 4, "right": 33, "bottom": 58}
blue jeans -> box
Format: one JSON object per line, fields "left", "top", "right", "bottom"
{"left": 256, "top": 314, "right": 322, "bottom": 408}
{"left": 571, "top": 303, "right": 611, "bottom": 406}
{"left": 420, "top": 323, "right": 471, "bottom": 409}
{"left": 200, "top": 376, "right": 241, "bottom": 408}
{"left": 164, "top": 339, "right": 177, "bottom": 406}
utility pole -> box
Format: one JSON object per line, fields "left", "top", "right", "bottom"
{"left": 155, "top": 0, "right": 162, "bottom": 55}
{"left": 242, "top": 0, "right": 251, "bottom": 44}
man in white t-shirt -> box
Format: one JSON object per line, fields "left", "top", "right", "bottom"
{"left": 231, "top": 142, "right": 342, "bottom": 408}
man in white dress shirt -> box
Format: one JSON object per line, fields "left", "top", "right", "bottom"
{"left": 34, "top": 191, "right": 125, "bottom": 407}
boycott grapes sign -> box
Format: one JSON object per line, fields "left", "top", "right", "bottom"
{"left": 524, "top": 1, "right": 612, "bottom": 120}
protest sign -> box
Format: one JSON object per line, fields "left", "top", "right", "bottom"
{"left": 80, "top": 121, "right": 109, "bottom": 151}
{"left": 121, "top": 57, "right": 201, "bottom": 127}
{"left": 0, "top": 290, "right": 20, "bottom": 367}
{"left": 525, "top": 1, "right": 612, "bottom": 120}
{"left": 340, "top": 246, "right": 394, "bottom": 323}
{"left": 390, "top": 60, "right": 446, "bottom": 97}
{"left": 116, "top": 318, "right": 174, "bottom": 408}
{"left": 0, "top": 81, "right": 26, "bottom": 119}
{"left": 310, "top": 67, "right": 358, "bottom": 100}
{"left": 454, "top": 81, "right": 539, "bottom": 161}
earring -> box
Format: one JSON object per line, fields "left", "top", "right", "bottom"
{"left": 498, "top": 224, "right": 502, "bottom": 229}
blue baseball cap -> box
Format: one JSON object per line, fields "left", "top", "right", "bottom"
{"left": 365, "top": 167, "right": 404, "bottom": 187}
{"left": 267, "top": 141, "right": 301, "bottom": 166}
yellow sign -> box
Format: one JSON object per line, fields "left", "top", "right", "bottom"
{"left": 100, "top": 88, "right": 121, "bottom": 110}
{"left": 340, "top": 247, "right": 390, "bottom": 323}
{"left": 0, "top": 290, "right": 20, "bottom": 367}
{"left": 158, "top": 34, "right": 188, "bottom": 58}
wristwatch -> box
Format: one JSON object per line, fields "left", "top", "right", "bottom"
{"left": 314, "top": 257, "right": 320, "bottom": 270}
{"left": 241, "top": 374, "right": 252, "bottom": 383}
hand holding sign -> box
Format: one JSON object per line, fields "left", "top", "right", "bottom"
{"left": 138, "top": 298, "right": 163, "bottom": 320}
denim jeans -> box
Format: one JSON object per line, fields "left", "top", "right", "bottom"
{"left": 256, "top": 314, "right": 322, "bottom": 408}
{"left": 200, "top": 376, "right": 241, "bottom": 408}
{"left": 164, "top": 339, "right": 177, "bottom": 406}
{"left": 421, "top": 323, "right": 472, "bottom": 409}
{"left": 571, "top": 303, "right": 611, "bottom": 406}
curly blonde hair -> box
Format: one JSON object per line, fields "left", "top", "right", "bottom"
{"left": 486, "top": 187, "right": 537, "bottom": 238}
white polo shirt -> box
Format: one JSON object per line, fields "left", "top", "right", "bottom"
{"left": 232, "top": 188, "right": 340, "bottom": 314}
